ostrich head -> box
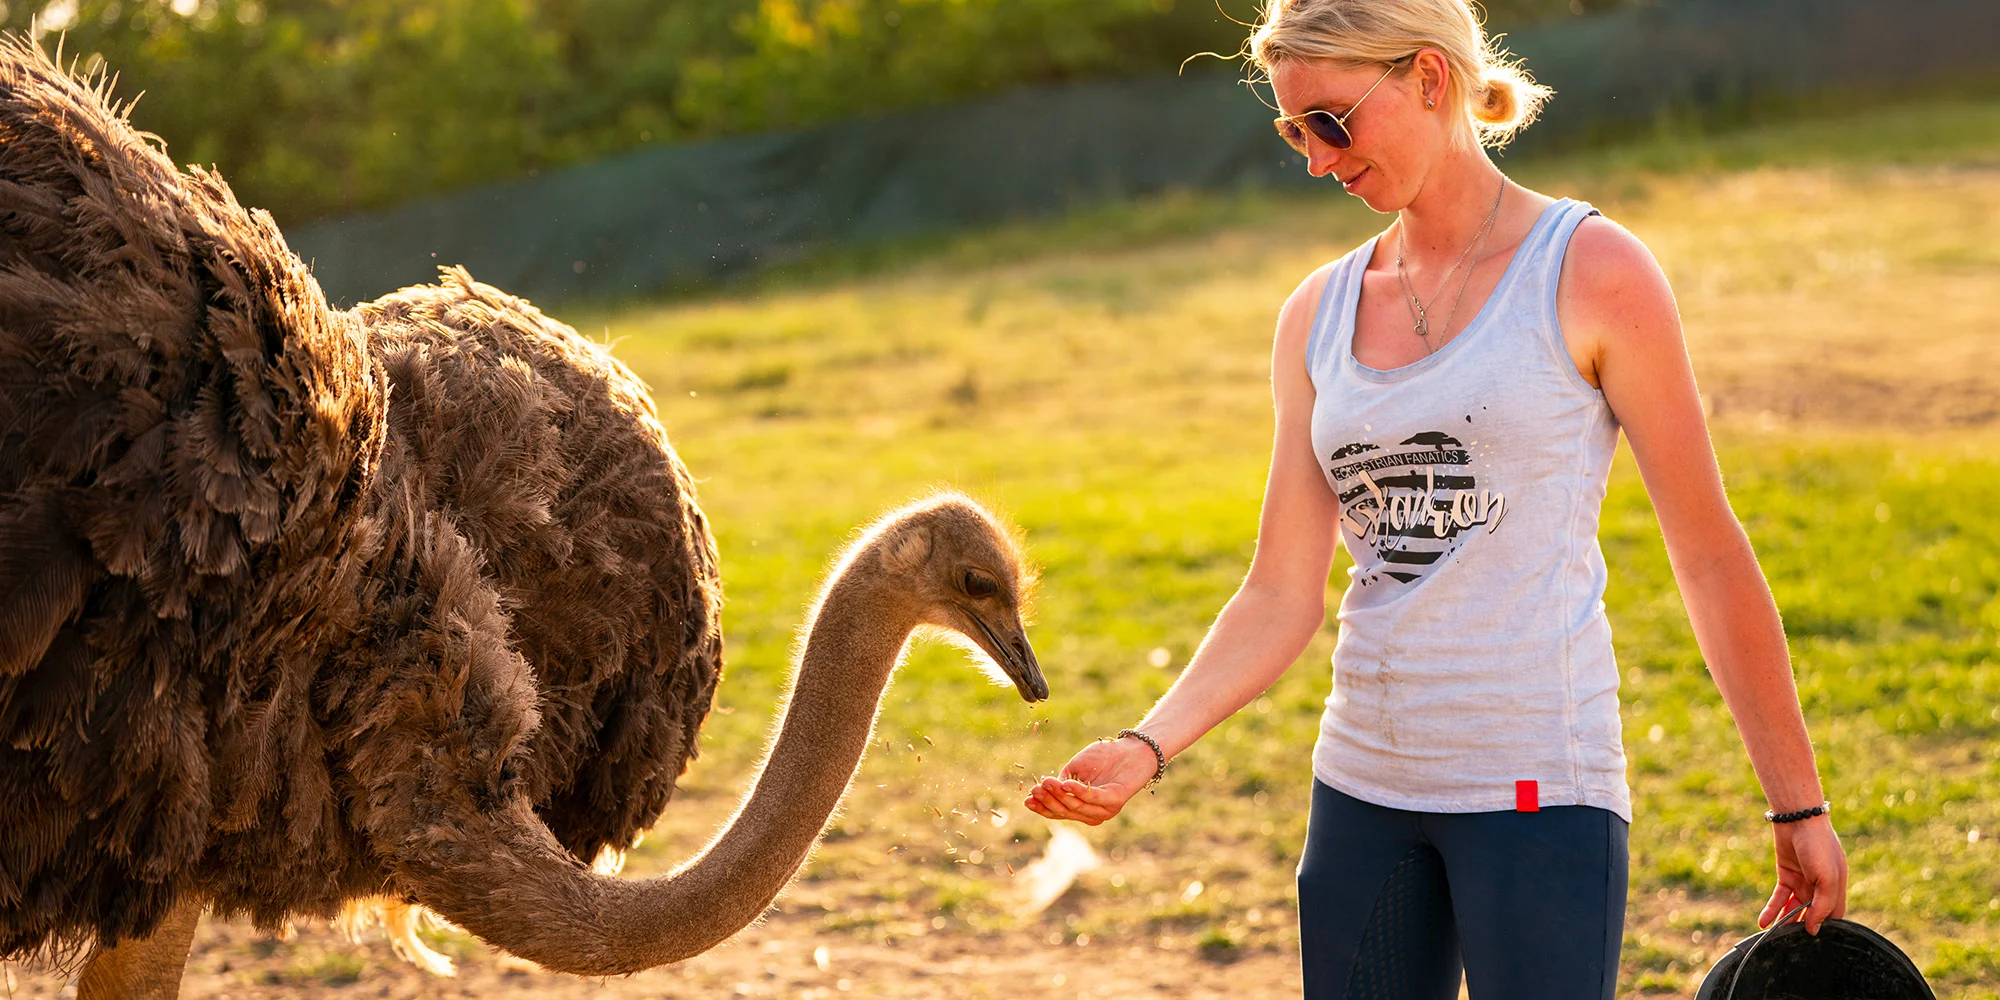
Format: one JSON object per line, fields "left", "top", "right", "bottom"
{"left": 856, "top": 492, "right": 1047, "bottom": 703}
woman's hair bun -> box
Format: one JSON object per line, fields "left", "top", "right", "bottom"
{"left": 1474, "top": 74, "right": 1520, "bottom": 126}
{"left": 1468, "top": 63, "right": 1550, "bottom": 146}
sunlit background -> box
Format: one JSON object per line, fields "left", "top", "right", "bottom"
{"left": 5, "top": 1, "right": 1999, "bottom": 997}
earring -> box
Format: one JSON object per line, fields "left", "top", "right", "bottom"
{"left": 1424, "top": 98, "right": 1435, "bottom": 109}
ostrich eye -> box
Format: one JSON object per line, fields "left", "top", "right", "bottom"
{"left": 961, "top": 570, "right": 999, "bottom": 599}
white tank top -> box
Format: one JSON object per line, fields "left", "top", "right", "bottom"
{"left": 1305, "top": 198, "right": 1631, "bottom": 822}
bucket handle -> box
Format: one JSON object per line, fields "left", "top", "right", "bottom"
{"left": 1724, "top": 902, "right": 1811, "bottom": 999}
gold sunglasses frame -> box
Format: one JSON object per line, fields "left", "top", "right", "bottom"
{"left": 1272, "top": 59, "right": 1407, "bottom": 157}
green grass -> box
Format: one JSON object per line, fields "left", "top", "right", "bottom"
{"left": 266, "top": 947, "right": 368, "bottom": 987}
{"left": 557, "top": 92, "right": 2000, "bottom": 995}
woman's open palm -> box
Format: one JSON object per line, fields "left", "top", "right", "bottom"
{"left": 1023, "top": 739, "right": 1156, "bottom": 826}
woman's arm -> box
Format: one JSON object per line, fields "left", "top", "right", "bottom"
{"left": 1023, "top": 265, "right": 1344, "bottom": 825}
{"left": 1562, "top": 216, "right": 1849, "bottom": 934}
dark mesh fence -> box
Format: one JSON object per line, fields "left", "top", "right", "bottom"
{"left": 287, "top": 0, "right": 2000, "bottom": 307}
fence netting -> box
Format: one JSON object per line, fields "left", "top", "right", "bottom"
{"left": 287, "top": 0, "right": 2000, "bottom": 307}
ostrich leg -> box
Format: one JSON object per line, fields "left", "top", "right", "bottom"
{"left": 75, "top": 897, "right": 203, "bottom": 1000}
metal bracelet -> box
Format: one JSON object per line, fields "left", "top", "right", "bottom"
{"left": 1764, "top": 800, "right": 1832, "bottom": 824}
{"left": 1113, "top": 728, "right": 1168, "bottom": 789}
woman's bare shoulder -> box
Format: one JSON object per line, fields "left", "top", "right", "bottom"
{"left": 1276, "top": 254, "right": 1353, "bottom": 349}
{"left": 1558, "top": 214, "right": 1680, "bottom": 352}
{"left": 1283, "top": 257, "right": 1336, "bottom": 311}
{"left": 1563, "top": 215, "right": 1672, "bottom": 300}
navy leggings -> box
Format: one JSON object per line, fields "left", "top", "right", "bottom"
{"left": 1297, "top": 780, "right": 1628, "bottom": 999}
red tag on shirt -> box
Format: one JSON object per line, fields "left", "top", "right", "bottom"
{"left": 1515, "top": 780, "right": 1540, "bottom": 812}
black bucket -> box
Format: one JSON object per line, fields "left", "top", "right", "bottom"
{"left": 1695, "top": 908, "right": 1937, "bottom": 1000}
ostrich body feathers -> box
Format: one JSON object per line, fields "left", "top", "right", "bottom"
{"left": 0, "top": 35, "right": 723, "bottom": 962}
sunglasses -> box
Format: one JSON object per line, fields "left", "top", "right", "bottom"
{"left": 1273, "top": 59, "right": 1405, "bottom": 156}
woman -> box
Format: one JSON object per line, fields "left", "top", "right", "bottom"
{"left": 1021, "top": 1, "right": 1849, "bottom": 996}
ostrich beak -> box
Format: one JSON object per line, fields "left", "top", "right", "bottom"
{"left": 956, "top": 604, "right": 1048, "bottom": 703}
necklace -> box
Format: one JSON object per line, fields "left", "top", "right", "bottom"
{"left": 1396, "top": 178, "right": 1507, "bottom": 353}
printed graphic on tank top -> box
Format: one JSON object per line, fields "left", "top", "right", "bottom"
{"left": 1327, "top": 433, "right": 1507, "bottom": 588}
{"left": 1303, "top": 198, "right": 1634, "bottom": 823}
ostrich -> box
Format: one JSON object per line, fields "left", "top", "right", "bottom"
{"left": 0, "top": 34, "right": 1047, "bottom": 999}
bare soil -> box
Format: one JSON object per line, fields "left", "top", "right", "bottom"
{"left": 8, "top": 909, "right": 1307, "bottom": 1000}
{"left": 5, "top": 887, "right": 1776, "bottom": 998}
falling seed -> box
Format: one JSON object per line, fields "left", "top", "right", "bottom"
{"left": 931, "top": 805, "right": 944, "bottom": 818}
{"left": 989, "top": 808, "right": 1004, "bottom": 820}
{"left": 954, "top": 831, "right": 967, "bottom": 839}
{"left": 954, "top": 859, "right": 970, "bottom": 865}
{"left": 946, "top": 847, "right": 957, "bottom": 855}
{"left": 1006, "top": 862, "right": 1016, "bottom": 875}
{"left": 907, "top": 744, "right": 915, "bottom": 753}
{"left": 917, "top": 755, "right": 923, "bottom": 762}
{"left": 922, "top": 735, "right": 934, "bottom": 746}
{"left": 1014, "top": 763, "right": 1027, "bottom": 769}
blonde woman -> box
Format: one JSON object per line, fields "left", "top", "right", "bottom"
{"left": 1023, "top": 0, "right": 1848, "bottom": 994}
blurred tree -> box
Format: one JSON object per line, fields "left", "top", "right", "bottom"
{"left": 17, "top": 0, "right": 570, "bottom": 218}
{"left": 1, "top": 0, "right": 1629, "bottom": 220}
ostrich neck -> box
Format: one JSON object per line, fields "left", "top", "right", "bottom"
{"left": 624, "top": 569, "right": 916, "bottom": 956}
{"left": 392, "top": 562, "right": 924, "bottom": 976}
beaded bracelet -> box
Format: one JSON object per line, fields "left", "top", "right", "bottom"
{"left": 1111, "top": 728, "right": 1169, "bottom": 790}
{"left": 1765, "top": 801, "right": 1832, "bottom": 824}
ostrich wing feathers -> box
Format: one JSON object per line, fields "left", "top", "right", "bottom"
{"left": 0, "top": 34, "right": 722, "bottom": 967}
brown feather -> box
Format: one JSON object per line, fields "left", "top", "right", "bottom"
{"left": 0, "top": 32, "right": 721, "bottom": 964}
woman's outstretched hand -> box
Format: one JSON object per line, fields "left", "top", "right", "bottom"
{"left": 1758, "top": 815, "right": 1848, "bottom": 934}
{"left": 1023, "top": 737, "right": 1160, "bottom": 826}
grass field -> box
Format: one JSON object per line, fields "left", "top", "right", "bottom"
{"left": 13, "top": 96, "right": 2000, "bottom": 1000}
{"left": 570, "top": 95, "right": 2000, "bottom": 997}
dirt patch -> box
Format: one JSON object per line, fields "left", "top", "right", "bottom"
{"left": 5, "top": 912, "right": 1302, "bottom": 1000}
{"left": 1639, "top": 165, "right": 2000, "bottom": 433}
{"left": 1704, "top": 366, "right": 2000, "bottom": 429}
{"left": 6, "top": 889, "right": 1800, "bottom": 998}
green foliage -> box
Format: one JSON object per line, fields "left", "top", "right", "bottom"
{"left": 10, "top": 0, "right": 1629, "bottom": 221}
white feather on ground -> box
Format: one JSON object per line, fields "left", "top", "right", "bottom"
{"left": 335, "top": 900, "right": 456, "bottom": 978}
{"left": 1012, "top": 822, "right": 1101, "bottom": 916}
